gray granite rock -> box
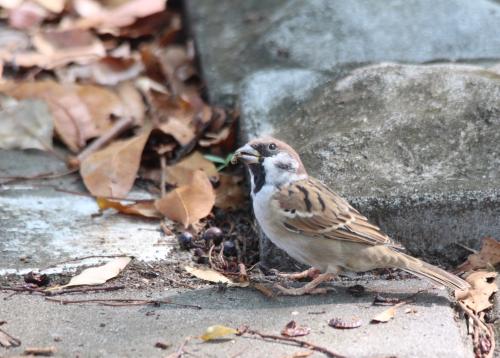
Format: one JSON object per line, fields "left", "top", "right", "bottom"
{"left": 241, "top": 64, "right": 500, "bottom": 270}
{"left": 186, "top": 0, "right": 500, "bottom": 104}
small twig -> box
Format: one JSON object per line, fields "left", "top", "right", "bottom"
{"left": 1, "top": 285, "right": 125, "bottom": 296}
{"left": 166, "top": 336, "right": 192, "bottom": 358}
{"left": 46, "top": 285, "right": 126, "bottom": 296}
{"left": 24, "top": 346, "right": 56, "bottom": 356}
{"left": 160, "top": 154, "right": 167, "bottom": 197}
{"left": 456, "top": 301, "right": 489, "bottom": 333}
{"left": 0, "top": 327, "right": 21, "bottom": 348}
{"left": 69, "top": 116, "right": 134, "bottom": 168}
{"left": 44, "top": 297, "right": 202, "bottom": 309}
{"left": 239, "top": 327, "right": 346, "bottom": 358}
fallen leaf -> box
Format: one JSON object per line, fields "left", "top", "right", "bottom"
{"left": 0, "top": 96, "right": 53, "bottom": 150}
{"left": 184, "top": 266, "right": 249, "bottom": 287}
{"left": 56, "top": 57, "right": 144, "bottom": 86}
{"left": 59, "top": 256, "right": 132, "bottom": 288}
{"left": 164, "top": 151, "right": 219, "bottom": 187}
{"left": 456, "top": 237, "right": 500, "bottom": 272}
{"left": 97, "top": 197, "right": 162, "bottom": 218}
{"left": 116, "top": 81, "right": 145, "bottom": 126}
{"left": 33, "top": 0, "right": 65, "bottom": 13}
{"left": 199, "top": 127, "right": 231, "bottom": 147}
{"left": 200, "top": 325, "right": 237, "bottom": 341}
{"left": 73, "top": 0, "right": 166, "bottom": 34}
{"left": 215, "top": 174, "right": 247, "bottom": 210}
{"left": 8, "top": 1, "right": 48, "bottom": 29}
{"left": 1, "top": 29, "right": 106, "bottom": 69}
{"left": 0, "top": 80, "right": 95, "bottom": 152}
{"left": 457, "top": 271, "right": 498, "bottom": 313}
{"left": 370, "top": 302, "right": 406, "bottom": 323}
{"left": 31, "top": 29, "right": 106, "bottom": 66}
{"left": 156, "top": 118, "right": 195, "bottom": 146}
{"left": 75, "top": 84, "right": 123, "bottom": 133}
{"left": 80, "top": 129, "right": 151, "bottom": 197}
{"left": 155, "top": 170, "right": 215, "bottom": 227}
{"left": 281, "top": 321, "right": 311, "bottom": 337}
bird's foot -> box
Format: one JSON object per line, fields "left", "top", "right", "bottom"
{"left": 270, "top": 268, "right": 321, "bottom": 281}
{"left": 273, "top": 283, "right": 329, "bottom": 296}
{"left": 273, "top": 272, "right": 336, "bottom": 296}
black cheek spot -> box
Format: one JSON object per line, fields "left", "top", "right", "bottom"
{"left": 275, "top": 162, "right": 293, "bottom": 171}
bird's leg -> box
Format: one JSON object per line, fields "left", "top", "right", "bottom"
{"left": 274, "top": 273, "right": 336, "bottom": 296}
{"left": 274, "top": 267, "right": 321, "bottom": 281}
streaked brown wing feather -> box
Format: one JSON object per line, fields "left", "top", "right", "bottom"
{"left": 274, "top": 177, "right": 398, "bottom": 247}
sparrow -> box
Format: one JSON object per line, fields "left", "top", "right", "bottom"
{"left": 232, "top": 137, "right": 470, "bottom": 295}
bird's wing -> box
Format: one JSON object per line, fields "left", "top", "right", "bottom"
{"left": 273, "top": 177, "right": 399, "bottom": 247}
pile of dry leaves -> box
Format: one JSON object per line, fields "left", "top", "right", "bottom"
{"left": 0, "top": 0, "right": 247, "bottom": 234}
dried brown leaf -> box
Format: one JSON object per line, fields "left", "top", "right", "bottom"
{"left": 155, "top": 170, "right": 215, "bottom": 227}
{"left": 184, "top": 266, "right": 248, "bottom": 287}
{"left": 156, "top": 118, "right": 195, "bottom": 146}
{"left": 116, "top": 81, "right": 145, "bottom": 126}
{"left": 280, "top": 321, "right": 311, "bottom": 337}
{"left": 1, "top": 29, "right": 106, "bottom": 69}
{"left": 59, "top": 256, "right": 132, "bottom": 288}
{"left": 56, "top": 57, "right": 144, "bottom": 86}
{"left": 370, "top": 302, "right": 406, "bottom": 324}
{"left": 8, "top": 1, "right": 48, "bottom": 29}
{"left": 215, "top": 174, "right": 247, "bottom": 210}
{"left": 76, "top": 84, "right": 123, "bottom": 134}
{"left": 33, "top": 0, "right": 65, "bottom": 12}
{"left": 457, "top": 271, "right": 498, "bottom": 313}
{"left": 73, "top": 0, "right": 166, "bottom": 34}
{"left": 456, "top": 237, "right": 500, "bottom": 272}
{"left": 80, "top": 129, "right": 151, "bottom": 197}
{"left": 199, "top": 127, "right": 231, "bottom": 147}
{"left": 0, "top": 80, "right": 95, "bottom": 152}
{"left": 164, "top": 151, "right": 219, "bottom": 187}
{"left": 97, "top": 197, "right": 162, "bottom": 219}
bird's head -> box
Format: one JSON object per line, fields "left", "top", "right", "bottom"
{"left": 232, "top": 137, "right": 307, "bottom": 193}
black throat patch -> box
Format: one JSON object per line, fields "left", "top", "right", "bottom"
{"left": 248, "top": 163, "right": 265, "bottom": 194}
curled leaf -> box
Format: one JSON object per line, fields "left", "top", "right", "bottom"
{"left": 200, "top": 325, "right": 237, "bottom": 341}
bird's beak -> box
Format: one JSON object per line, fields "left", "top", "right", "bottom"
{"left": 232, "top": 144, "right": 260, "bottom": 164}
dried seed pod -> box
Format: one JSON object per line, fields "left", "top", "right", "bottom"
{"left": 202, "top": 227, "right": 223, "bottom": 245}
{"left": 328, "top": 318, "right": 362, "bottom": 329}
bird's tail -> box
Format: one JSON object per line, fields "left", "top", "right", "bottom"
{"left": 394, "top": 251, "right": 470, "bottom": 291}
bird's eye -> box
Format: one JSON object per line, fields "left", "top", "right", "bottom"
{"left": 268, "top": 143, "right": 277, "bottom": 151}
